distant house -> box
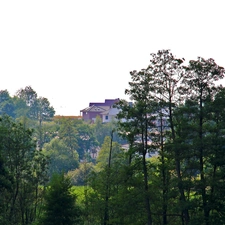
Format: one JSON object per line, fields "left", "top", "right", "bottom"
{"left": 80, "top": 98, "right": 120, "bottom": 123}
{"left": 101, "top": 106, "right": 121, "bottom": 123}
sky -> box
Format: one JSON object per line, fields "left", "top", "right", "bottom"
{"left": 1, "top": 1, "right": 225, "bottom": 116}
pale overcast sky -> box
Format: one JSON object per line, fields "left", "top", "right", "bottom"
{"left": 1, "top": 1, "right": 225, "bottom": 115}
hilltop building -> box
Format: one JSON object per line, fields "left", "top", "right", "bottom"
{"left": 80, "top": 98, "right": 120, "bottom": 123}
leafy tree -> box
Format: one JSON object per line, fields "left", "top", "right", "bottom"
{"left": 16, "top": 86, "right": 55, "bottom": 123}
{"left": 58, "top": 118, "right": 78, "bottom": 157}
{"left": 117, "top": 57, "right": 177, "bottom": 225}
{"left": 0, "top": 115, "right": 49, "bottom": 225}
{"left": 16, "top": 86, "right": 38, "bottom": 119}
{"left": 0, "top": 90, "right": 16, "bottom": 117}
{"left": 43, "top": 138, "right": 79, "bottom": 176}
{"left": 40, "top": 172, "right": 81, "bottom": 225}
{"left": 116, "top": 50, "right": 190, "bottom": 224}
{"left": 35, "top": 97, "right": 55, "bottom": 148}
{"left": 35, "top": 97, "right": 55, "bottom": 126}
{"left": 144, "top": 49, "right": 191, "bottom": 224}
{"left": 181, "top": 57, "right": 225, "bottom": 225}
{"left": 16, "top": 86, "right": 55, "bottom": 148}
{"left": 76, "top": 123, "right": 98, "bottom": 161}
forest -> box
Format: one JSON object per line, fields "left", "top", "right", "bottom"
{"left": 1, "top": 49, "right": 225, "bottom": 225}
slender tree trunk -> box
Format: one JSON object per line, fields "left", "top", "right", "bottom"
{"left": 169, "top": 100, "right": 189, "bottom": 224}
{"left": 143, "top": 116, "right": 152, "bottom": 225}
{"left": 143, "top": 153, "right": 152, "bottom": 225}
{"left": 9, "top": 178, "right": 19, "bottom": 224}
{"left": 199, "top": 95, "right": 209, "bottom": 225}
{"left": 103, "top": 131, "right": 113, "bottom": 225}
{"left": 160, "top": 114, "right": 168, "bottom": 225}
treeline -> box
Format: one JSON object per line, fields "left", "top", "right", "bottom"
{"left": 1, "top": 49, "right": 225, "bottom": 225}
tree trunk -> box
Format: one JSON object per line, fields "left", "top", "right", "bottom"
{"left": 143, "top": 153, "right": 152, "bottom": 225}
{"left": 169, "top": 101, "right": 190, "bottom": 224}
{"left": 143, "top": 117, "right": 152, "bottom": 225}
{"left": 103, "top": 131, "right": 113, "bottom": 225}
{"left": 199, "top": 94, "right": 209, "bottom": 225}
{"left": 160, "top": 115, "right": 168, "bottom": 225}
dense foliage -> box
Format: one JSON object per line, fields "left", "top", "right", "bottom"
{"left": 40, "top": 173, "right": 81, "bottom": 225}
{"left": 1, "top": 50, "right": 225, "bottom": 225}
{"left": 0, "top": 116, "right": 48, "bottom": 225}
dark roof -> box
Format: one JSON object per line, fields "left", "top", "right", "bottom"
{"left": 89, "top": 98, "right": 119, "bottom": 107}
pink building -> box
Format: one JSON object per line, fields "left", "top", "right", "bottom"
{"left": 80, "top": 98, "right": 120, "bottom": 122}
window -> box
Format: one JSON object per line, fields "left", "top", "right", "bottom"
{"left": 105, "top": 115, "right": 108, "bottom": 120}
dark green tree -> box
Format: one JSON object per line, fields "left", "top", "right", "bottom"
{"left": 40, "top": 172, "right": 81, "bottom": 225}
{"left": 116, "top": 50, "right": 189, "bottom": 224}
{"left": 0, "top": 115, "right": 49, "bottom": 225}
{"left": 146, "top": 49, "right": 190, "bottom": 225}
{"left": 181, "top": 57, "right": 225, "bottom": 225}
